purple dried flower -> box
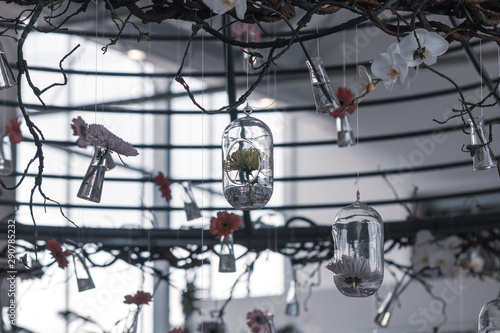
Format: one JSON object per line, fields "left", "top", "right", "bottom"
{"left": 86, "top": 124, "right": 138, "bottom": 157}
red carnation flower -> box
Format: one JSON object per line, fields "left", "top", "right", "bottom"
{"left": 123, "top": 291, "right": 153, "bottom": 305}
{"left": 6, "top": 117, "right": 22, "bottom": 144}
{"left": 210, "top": 211, "right": 241, "bottom": 239}
{"left": 329, "top": 87, "right": 357, "bottom": 119}
{"left": 155, "top": 172, "right": 172, "bottom": 202}
{"left": 45, "top": 239, "right": 71, "bottom": 269}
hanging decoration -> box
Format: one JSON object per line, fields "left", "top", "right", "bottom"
{"left": 77, "top": 147, "right": 115, "bottom": 203}
{"left": 327, "top": 194, "right": 384, "bottom": 297}
{"left": 0, "top": 134, "right": 13, "bottom": 176}
{"left": 478, "top": 293, "right": 500, "bottom": 333}
{"left": 466, "top": 116, "right": 497, "bottom": 171}
{"left": 330, "top": 87, "right": 357, "bottom": 147}
{"left": 336, "top": 117, "right": 355, "bottom": 148}
{"left": 0, "top": 118, "right": 21, "bottom": 175}
{"left": 72, "top": 122, "right": 138, "bottom": 203}
{"left": 306, "top": 57, "right": 340, "bottom": 114}
{"left": 210, "top": 211, "right": 242, "bottom": 273}
{"left": 6, "top": 117, "right": 23, "bottom": 144}
{"left": 155, "top": 172, "right": 172, "bottom": 203}
{"left": 285, "top": 273, "right": 300, "bottom": 317}
{"left": 45, "top": 239, "right": 71, "bottom": 269}
{"left": 222, "top": 106, "right": 273, "bottom": 210}
{"left": 247, "top": 309, "right": 276, "bottom": 333}
{"left": 123, "top": 290, "right": 153, "bottom": 333}
{"left": 182, "top": 181, "right": 202, "bottom": 221}
{"left": 0, "top": 41, "right": 16, "bottom": 90}
{"left": 72, "top": 248, "right": 95, "bottom": 292}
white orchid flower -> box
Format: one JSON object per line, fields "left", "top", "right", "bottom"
{"left": 430, "top": 249, "right": 458, "bottom": 277}
{"left": 399, "top": 28, "right": 449, "bottom": 67}
{"left": 352, "top": 65, "right": 375, "bottom": 96}
{"left": 203, "top": 0, "right": 247, "bottom": 20}
{"left": 438, "top": 235, "right": 463, "bottom": 253}
{"left": 371, "top": 42, "right": 408, "bottom": 90}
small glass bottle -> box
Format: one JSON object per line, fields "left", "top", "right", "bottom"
{"left": 306, "top": 57, "right": 340, "bottom": 114}
{"left": 77, "top": 147, "right": 112, "bottom": 203}
{"left": 222, "top": 109, "right": 273, "bottom": 210}
{"left": 0, "top": 41, "right": 16, "bottom": 90}
{"left": 0, "top": 134, "right": 13, "bottom": 175}
{"left": 330, "top": 197, "right": 384, "bottom": 297}
{"left": 468, "top": 116, "right": 496, "bottom": 171}
{"left": 72, "top": 249, "right": 95, "bottom": 292}
{"left": 336, "top": 115, "right": 356, "bottom": 147}
{"left": 285, "top": 278, "right": 300, "bottom": 317}
{"left": 218, "top": 234, "right": 236, "bottom": 273}
{"left": 478, "top": 294, "right": 500, "bottom": 333}
{"left": 182, "top": 181, "right": 201, "bottom": 221}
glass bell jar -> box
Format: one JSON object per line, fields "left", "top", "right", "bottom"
{"left": 478, "top": 294, "right": 500, "bottom": 333}
{"left": 468, "top": 116, "right": 496, "bottom": 171}
{"left": 330, "top": 198, "right": 384, "bottom": 297}
{"left": 222, "top": 108, "right": 273, "bottom": 210}
{"left": 306, "top": 57, "right": 340, "bottom": 114}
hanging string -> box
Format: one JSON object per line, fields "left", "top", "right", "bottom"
{"left": 316, "top": 20, "right": 320, "bottom": 58}
{"left": 246, "top": 26, "right": 249, "bottom": 95}
{"left": 480, "top": 39, "right": 483, "bottom": 118}
{"left": 94, "top": 1, "right": 99, "bottom": 124}
{"left": 342, "top": 10, "right": 346, "bottom": 87}
{"left": 200, "top": 28, "right": 206, "bottom": 306}
{"left": 355, "top": 25, "right": 360, "bottom": 200}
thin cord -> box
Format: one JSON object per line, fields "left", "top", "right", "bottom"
{"left": 246, "top": 26, "right": 249, "bottom": 94}
{"left": 480, "top": 39, "right": 483, "bottom": 118}
{"left": 316, "top": 20, "right": 320, "bottom": 58}
{"left": 200, "top": 30, "right": 205, "bottom": 309}
{"left": 342, "top": 10, "right": 346, "bottom": 87}
{"left": 94, "top": 1, "right": 98, "bottom": 124}
{"left": 355, "top": 25, "right": 360, "bottom": 199}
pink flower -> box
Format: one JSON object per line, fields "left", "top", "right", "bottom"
{"left": 210, "top": 211, "right": 241, "bottom": 239}
{"left": 123, "top": 291, "right": 153, "bottom": 305}
{"left": 155, "top": 172, "right": 172, "bottom": 202}
{"left": 168, "top": 328, "right": 182, "bottom": 333}
{"left": 329, "top": 87, "right": 357, "bottom": 118}
{"left": 45, "top": 239, "right": 71, "bottom": 269}
{"left": 232, "top": 24, "right": 261, "bottom": 49}
{"left": 85, "top": 124, "right": 138, "bottom": 156}
{"left": 71, "top": 116, "right": 90, "bottom": 148}
{"left": 247, "top": 309, "right": 273, "bottom": 333}
{"left": 6, "top": 117, "right": 22, "bottom": 144}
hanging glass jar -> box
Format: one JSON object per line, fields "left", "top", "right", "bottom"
{"left": 218, "top": 234, "right": 236, "bottom": 273}
{"left": 306, "top": 57, "right": 340, "bottom": 114}
{"left": 478, "top": 294, "right": 500, "bottom": 333}
{"left": 0, "top": 134, "right": 13, "bottom": 175}
{"left": 328, "top": 196, "right": 384, "bottom": 297}
{"left": 468, "top": 116, "right": 496, "bottom": 171}
{"left": 0, "top": 41, "right": 16, "bottom": 90}
{"left": 336, "top": 114, "right": 356, "bottom": 147}
{"left": 77, "top": 147, "right": 113, "bottom": 203}
{"left": 222, "top": 107, "right": 273, "bottom": 210}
